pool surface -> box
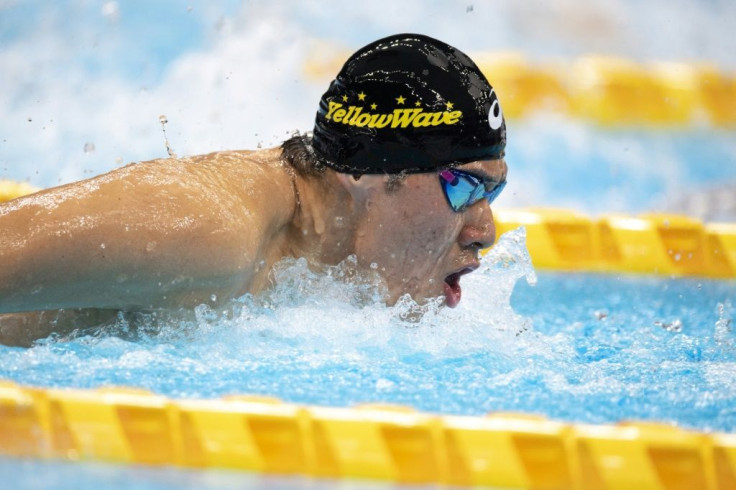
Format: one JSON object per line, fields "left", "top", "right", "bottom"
{"left": 2, "top": 228, "right": 734, "bottom": 434}
{"left": 2, "top": 1, "right": 735, "bottom": 487}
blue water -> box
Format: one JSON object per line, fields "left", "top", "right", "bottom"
{"left": 2, "top": 229, "right": 734, "bottom": 433}
{"left": 1, "top": 458, "right": 422, "bottom": 490}
{"left": 3, "top": 228, "right": 736, "bottom": 488}
{"left": 2, "top": 2, "right": 736, "bottom": 488}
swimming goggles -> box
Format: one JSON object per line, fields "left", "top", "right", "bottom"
{"left": 439, "top": 168, "right": 507, "bottom": 213}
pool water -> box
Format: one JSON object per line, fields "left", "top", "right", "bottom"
{"left": 2, "top": 457, "right": 431, "bottom": 490}
{"left": 2, "top": 2, "right": 735, "bottom": 487}
{"left": 2, "top": 228, "right": 734, "bottom": 434}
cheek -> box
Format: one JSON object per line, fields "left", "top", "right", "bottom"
{"left": 377, "top": 207, "right": 460, "bottom": 262}
{"left": 357, "top": 182, "right": 461, "bottom": 265}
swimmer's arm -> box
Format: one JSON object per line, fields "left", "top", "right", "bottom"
{"left": 0, "top": 309, "right": 119, "bottom": 347}
{"left": 0, "top": 157, "right": 286, "bottom": 314}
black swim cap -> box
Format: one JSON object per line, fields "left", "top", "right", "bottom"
{"left": 312, "top": 33, "right": 506, "bottom": 175}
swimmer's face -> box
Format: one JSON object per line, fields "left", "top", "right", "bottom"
{"left": 353, "top": 159, "right": 507, "bottom": 307}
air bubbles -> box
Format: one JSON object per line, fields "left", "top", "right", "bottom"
{"left": 375, "top": 378, "right": 395, "bottom": 390}
{"left": 370, "top": 262, "right": 378, "bottom": 270}
{"left": 211, "top": 294, "right": 217, "bottom": 302}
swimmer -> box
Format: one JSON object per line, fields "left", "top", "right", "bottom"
{"left": 0, "top": 34, "right": 507, "bottom": 346}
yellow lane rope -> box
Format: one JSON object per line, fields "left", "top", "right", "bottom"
{"left": 1, "top": 380, "right": 734, "bottom": 489}
{"left": 494, "top": 208, "right": 736, "bottom": 278}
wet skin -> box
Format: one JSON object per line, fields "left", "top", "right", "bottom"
{"left": 350, "top": 159, "right": 507, "bottom": 307}
{"left": 0, "top": 148, "right": 506, "bottom": 345}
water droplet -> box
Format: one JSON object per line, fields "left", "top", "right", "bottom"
{"left": 84, "top": 142, "right": 95, "bottom": 153}
{"left": 101, "top": 2, "right": 120, "bottom": 22}
{"left": 211, "top": 294, "right": 217, "bottom": 302}
{"left": 334, "top": 216, "right": 344, "bottom": 227}
{"left": 655, "top": 319, "right": 683, "bottom": 332}
{"left": 370, "top": 262, "right": 378, "bottom": 270}
{"left": 100, "top": 243, "right": 106, "bottom": 249}
{"left": 27, "top": 117, "right": 32, "bottom": 122}
{"left": 159, "top": 115, "right": 168, "bottom": 124}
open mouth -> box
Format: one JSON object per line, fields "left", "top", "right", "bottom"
{"left": 443, "top": 267, "right": 476, "bottom": 308}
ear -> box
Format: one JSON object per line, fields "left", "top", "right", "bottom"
{"left": 334, "top": 172, "right": 385, "bottom": 203}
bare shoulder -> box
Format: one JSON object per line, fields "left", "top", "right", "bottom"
{"left": 79, "top": 147, "right": 297, "bottom": 234}
{"left": 186, "top": 147, "right": 295, "bottom": 222}
{"left": 0, "top": 147, "right": 297, "bottom": 310}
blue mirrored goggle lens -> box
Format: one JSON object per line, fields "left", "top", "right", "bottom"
{"left": 439, "top": 169, "right": 506, "bottom": 212}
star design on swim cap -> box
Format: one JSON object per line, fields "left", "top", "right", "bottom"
{"left": 342, "top": 95, "right": 348, "bottom": 102}
{"left": 370, "top": 103, "right": 377, "bottom": 110}
{"left": 415, "top": 101, "right": 421, "bottom": 107}
{"left": 358, "top": 92, "right": 366, "bottom": 101}
{"left": 396, "top": 96, "right": 406, "bottom": 105}
{"left": 446, "top": 101, "right": 454, "bottom": 110}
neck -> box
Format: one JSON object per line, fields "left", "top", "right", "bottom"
{"left": 286, "top": 171, "right": 358, "bottom": 266}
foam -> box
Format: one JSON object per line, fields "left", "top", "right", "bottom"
{"left": 2, "top": 227, "right": 734, "bottom": 431}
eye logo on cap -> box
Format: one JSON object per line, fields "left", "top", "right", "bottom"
{"left": 488, "top": 88, "right": 504, "bottom": 130}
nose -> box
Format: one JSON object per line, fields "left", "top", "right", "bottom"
{"left": 458, "top": 201, "right": 496, "bottom": 251}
